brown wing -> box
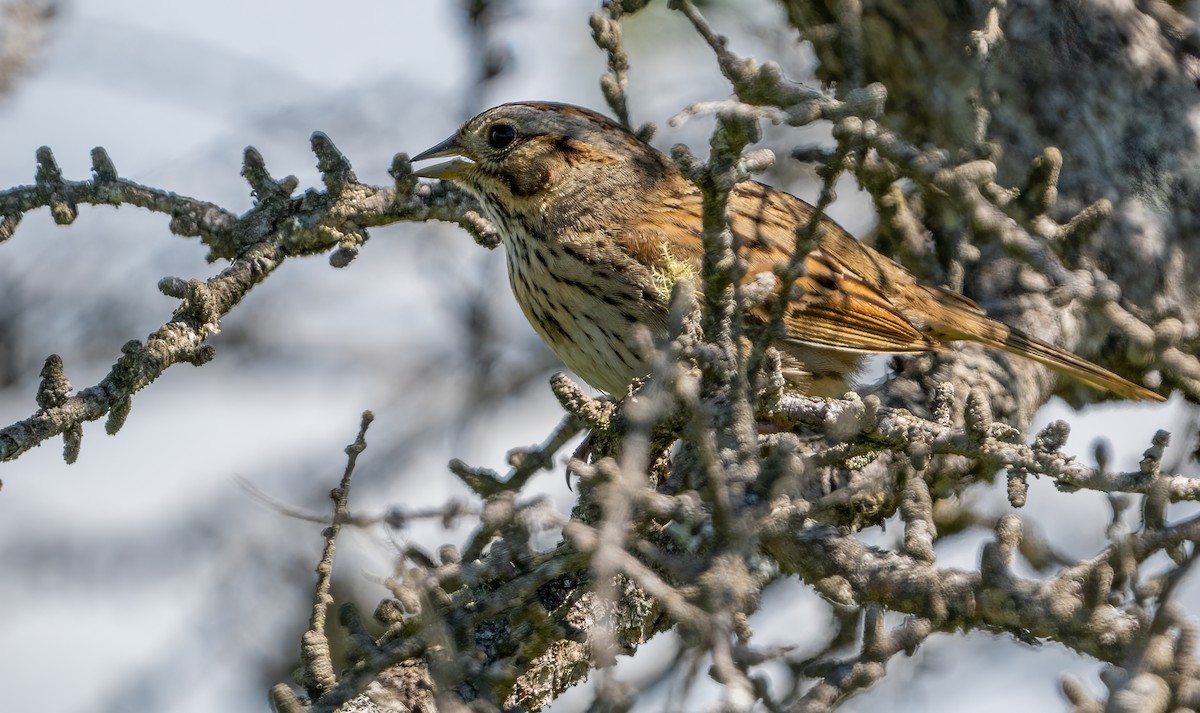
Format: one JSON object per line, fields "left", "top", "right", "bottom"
{"left": 619, "top": 180, "right": 937, "bottom": 354}
{"left": 617, "top": 179, "right": 1163, "bottom": 401}
{"left": 727, "top": 184, "right": 1162, "bottom": 400}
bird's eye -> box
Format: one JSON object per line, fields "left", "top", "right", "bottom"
{"left": 487, "top": 123, "right": 517, "bottom": 150}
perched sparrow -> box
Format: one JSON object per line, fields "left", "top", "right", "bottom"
{"left": 413, "top": 102, "right": 1163, "bottom": 402}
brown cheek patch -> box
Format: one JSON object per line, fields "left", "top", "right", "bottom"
{"left": 555, "top": 137, "right": 616, "bottom": 166}
{"left": 502, "top": 157, "right": 551, "bottom": 197}
{"left": 502, "top": 136, "right": 615, "bottom": 196}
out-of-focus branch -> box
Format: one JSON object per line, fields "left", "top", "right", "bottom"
{"left": 792, "top": 609, "right": 933, "bottom": 712}
{"left": 0, "top": 0, "right": 56, "bottom": 96}
{"left": 590, "top": 1, "right": 638, "bottom": 129}
{"left": 460, "top": 0, "right": 515, "bottom": 112}
{"left": 448, "top": 411, "right": 583, "bottom": 497}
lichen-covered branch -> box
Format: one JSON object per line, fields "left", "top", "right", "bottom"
{"left": 247, "top": 3, "right": 1200, "bottom": 712}
{"left": 676, "top": 0, "right": 1190, "bottom": 414}
{"left": 769, "top": 392, "right": 1200, "bottom": 504}
{"left": 0, "top": 141, "right": 493, "bottom": 464}
{"left": 270, "top": 412, "right": 375, "bottom": 713}
{"left": 318, "top": 3, "right": 1200, "bottom": 712}
{"left": 279, "top": 377, "right": 1200, "bottom": 712}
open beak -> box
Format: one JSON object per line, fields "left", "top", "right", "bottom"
{"left": 411, "top": 135, "right": 473, "bottom": 180}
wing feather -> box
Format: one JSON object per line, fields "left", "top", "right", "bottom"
{"left": 616, "top": 178, "right": 1162, "bottom": 401}
{"left": 618, "top": 180, "right": 937, "bottom": 354}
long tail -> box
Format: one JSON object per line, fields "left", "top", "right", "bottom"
{"left": 923, "top": 303, "right": 1164, "bottom": 402}
{"left": 989, "top": 325, "right": 1162, "bottom": 401}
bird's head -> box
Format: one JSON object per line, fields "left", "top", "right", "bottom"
{"left": 412, "top": 102, "right": 677, "bottom": 219}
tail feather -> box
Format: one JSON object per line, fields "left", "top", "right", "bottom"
{"left": 993, "top": 327, "right": 1163, "bottom": 401}
{"left": 928, "top": 309, "right": 1164, "bottom": 402}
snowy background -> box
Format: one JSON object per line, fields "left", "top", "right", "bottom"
{"left": 0, "top": 2, "right": 1194, "bottom": 712}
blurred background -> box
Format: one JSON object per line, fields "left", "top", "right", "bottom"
{"left": 0, "top": 1, "right": 1194, "bottom": 711}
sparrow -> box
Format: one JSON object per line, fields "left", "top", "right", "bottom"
{"left": 412, "top": 102, "right": 1163, "bottom": 402}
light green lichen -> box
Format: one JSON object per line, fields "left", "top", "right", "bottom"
{"left": 649, "top": 244, "right": 698, "bottom": 302}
